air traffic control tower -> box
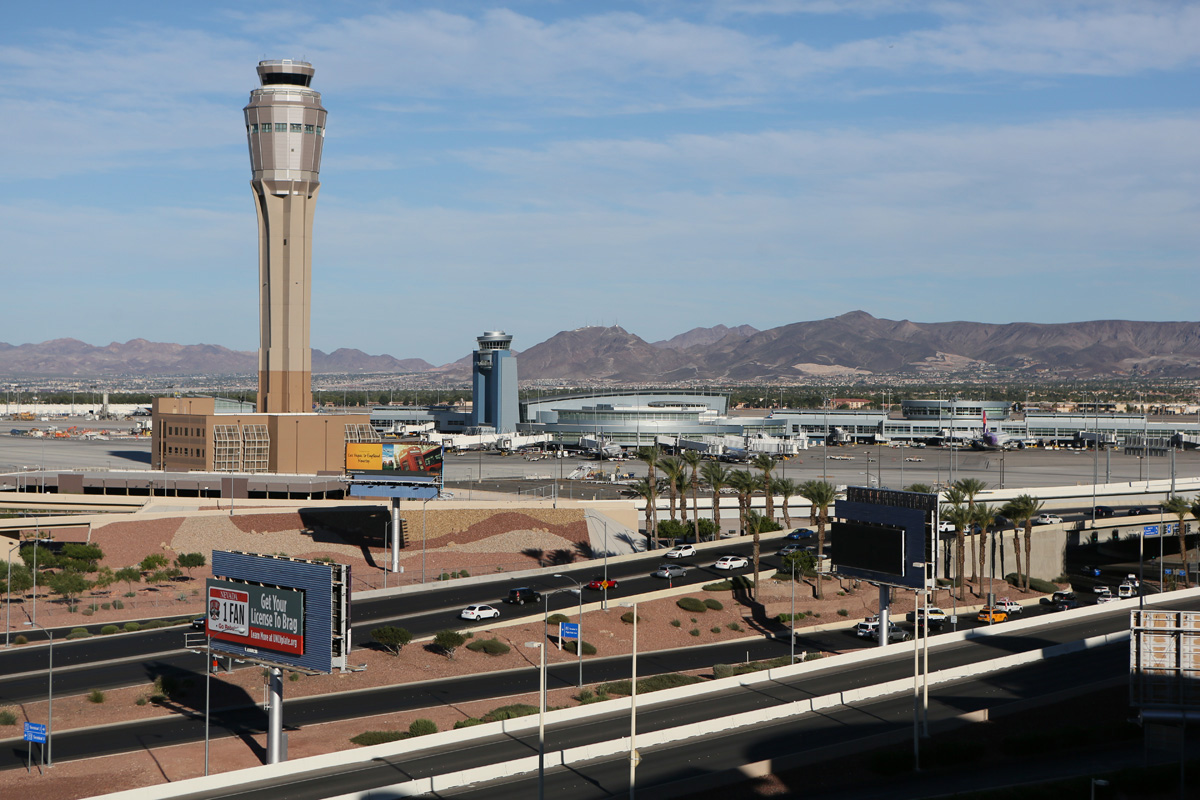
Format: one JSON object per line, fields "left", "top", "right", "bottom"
{"left": 472, "top": 331, "right": 519, "bottom": 433}
{"left": 244, "top": 59, "right": 326, "bottom": 414}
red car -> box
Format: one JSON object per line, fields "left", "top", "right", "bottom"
{"left": 586, "top": 576, "right": 618, "bottom": 590}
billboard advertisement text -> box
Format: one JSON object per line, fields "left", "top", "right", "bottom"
{"left": 345, "top": 442, "right": 443, "bottom": 477}
{"left": 206, "top": 579, "right": 305, "bottom": 657}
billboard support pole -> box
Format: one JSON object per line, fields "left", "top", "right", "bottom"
{"left": 390, "top": 498, "right": 400, "bottom": 574}
{"left": 267, "top": 667, "right": 284, "bottom": 764}
{"left": 878, "top": 584, "right": 889, "bottom": 648}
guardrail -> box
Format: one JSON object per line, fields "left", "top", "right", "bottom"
{"left": 88, "top": 586, "right": 1200, "bottom": 800}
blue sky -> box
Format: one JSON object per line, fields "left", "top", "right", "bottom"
{"left": 2, "top": 1, "right": 1198, "bottom": 366}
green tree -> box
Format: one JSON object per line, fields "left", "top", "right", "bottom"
{"left": 2, "top": 563, "right": 34, "bottom": 596}
{"left": 1162, "top": 496, "right": 1191, "bottom": 588}
{"left": 972, "top": 503, "right": 997, "bottom": 595}
{"left": 905, "top": 483, "right": 933, "bottom": 495}
{"left": 799, "top": 480, "right": 838, "bottom": 600}
{"left": 433, "top": 629, "right": 466, "bottom": 659}
{"left": 114, "top": 566, "right": 141, "bottom": 594}
{"left": 700, "top": 462, "right": 731, "bottom": 537}
{"left": 174, "top": 552, "right": 207, "bottom": 577}
{"left": 634, "top": 446, "right": 660, "bottom": 538}
{"left": 630, "top": 478, "right": 660, "bottom": 550}
{"left": 371, "top": 626, "right": 413, "bottom": 656}
{"left": 681, "top": 449, "right": 703, "bottom": 542}
{"left": 656, "top": 456, "right": 684, "bottom": 521}
{"left": 751, "top": 454, "right": 777, "bottom": 522}
{"left": 60, "top": 544, "right": 104, "bottom": 573}
{"left": 20, "top": 544, "right": 59, "bottom": 572}
{"left": 139, "top": 553, "right": 169, "bottom": 573}
{"left": 746, "top": 508, "right": 765, "bottom": 601}
{"left": 940, "top": 503, "right": 974, "bottom": 601}
{"left": 47, "top": 570, "right": 92, "bottom": 604}
{"left": 954, "top": 478, "right": 988, "bottom": 510}
{"left": 775, "top": 478, "right": 800, "bottom": 529}
{"left": 728, "top": 470, "right": 757, "bottom": 537}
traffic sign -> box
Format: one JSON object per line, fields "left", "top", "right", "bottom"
{"left": 559, "top": 622, "right": 579, "bottom": 640}
{"left": 1144, "top": 525, "right": 1160, "bottom": 538}
{"left": 23, "top": 722, "right": 46, "bottom": 744}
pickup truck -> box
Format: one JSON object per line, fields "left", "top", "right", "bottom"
{"left": 1040, "top": 590, "right": 1077, "bottom": 606}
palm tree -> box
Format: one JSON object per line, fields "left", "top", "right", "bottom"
{"left": 776, "top": 477, "right": 800, "bottom": 529}
{"left": 1162, "top": 495, "right": 1192, "bottom": 588}
{"left": 973, "top": 503, "right": 997, "bottom": 596}
{"left": 681, "top": 450, "right": 703, "bottom": 542}
{"left": 905, "top": 483, "right": 933, "bottom": 494}
{"left": 701, "top": 461, "right": 731, "bottom": 538}
{"left": 635, "top": 447, "right": 660, "bottom": 542}
{"left": 746, "top": 509, "right": 764, "bottom": 602}
{"left": 673, "top": 471, "right": 691, "bottom": 524}
{"left": 630, "top": 478, "right": 659, "bottom": 550}
{"left": 941, "top": 503, "right": 974, "bottom": 601}
{"left": 799, "top": 480, "right": 838, "bottom": 600}
{"left": 751, "top": 453, "right": 777, "bottom": 522}
{"left": 728, "top": 470, "right": 757, "bottom": 536}
{"left": 657, "top": 455, "right": 684, "bottom": 521}
{"left": 1002, "top": 494, "right": 1041, "bottom": 591}
{"left": 954, "top": 478, "right": 988, "bottom": 510}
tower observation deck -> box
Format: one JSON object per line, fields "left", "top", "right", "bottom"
{"left": 244, "top": 59, "right": 327, "bottom": 414}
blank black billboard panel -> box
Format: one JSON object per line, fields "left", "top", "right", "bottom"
{"left": 832, "top": 521, "right": 905, "bottom": 577}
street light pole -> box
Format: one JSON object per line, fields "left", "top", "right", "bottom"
{"left": 621, "top": 600, "right": 639, "bottom": 800}
{"left": 554, "top": 573, "right": 584, "bottom": 689}
{"left": 5, "top": 541, "right": 20, "bottom": 648}
{"left": 522, "top": 639, "right": 546, "bottom": 800}
{"left": 27, "top": 621, "right": 53, "bottom": 767}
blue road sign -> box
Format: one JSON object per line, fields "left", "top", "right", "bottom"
{"left": 559, "top": 622, "right": 579, "bottom": 640}
{"left": 23, "top": 722, "right": 46, "bottom": 744}
{"left": 1143, "top": 525, "right": 1160, "bottom": 537}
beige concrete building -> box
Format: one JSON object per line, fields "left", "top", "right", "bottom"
{"left": 152, "top": 397, "right": 372, "bottom": 474}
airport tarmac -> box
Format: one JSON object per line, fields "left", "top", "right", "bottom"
{"left": 6, "top": 421, "right": 1198, "bottom": 497}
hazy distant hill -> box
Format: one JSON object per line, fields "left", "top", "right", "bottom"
{"left": 5, "top": 313, "right": 1200, "bottom": 378}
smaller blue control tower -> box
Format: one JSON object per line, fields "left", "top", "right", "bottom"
{"left": 471, "top": 331, "right": 518, "bottom": 433}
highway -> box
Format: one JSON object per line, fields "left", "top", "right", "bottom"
{"left": 103, "top": 595, "right": 1199, "bottom": 800}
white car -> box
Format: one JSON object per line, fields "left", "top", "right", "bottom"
{"left": 1093, "top": 585, "right": 1111, "bottom": 597}
{"left": 937, "top": 520, "right": 955, "bottom": 533}
{"left": 460, "top": 604, "right": 500, "bottom": 621}
{"left": 714, "top": 555, "right": 749, "bottom": 570}
{"left": 665, "top": 544, "right": 696, "bottom": 559}
{"left": 994, "top": 597, "right": 1023, "bottom": 614}
{"left": 1035, "top": 514, "right": 1064, "bottom": 525}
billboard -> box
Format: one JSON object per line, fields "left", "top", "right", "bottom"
{"left": 206, "top": 580, "right": 305, "bottom": 656}
{"left": 345, "top": 442, "right": 443, "bottom": 477}
{"left": 833, "top": 487, "right": 936, "bottom": 590}
{"left": 208, "top": 551, "right": 351, "bottom": 674}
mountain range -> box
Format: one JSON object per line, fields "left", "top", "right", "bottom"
{"left": 4, "top": 312, "right": 1200, "bottom": 379}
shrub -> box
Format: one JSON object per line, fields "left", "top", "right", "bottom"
{"left": 837, "top": 609, "right": 849, "bottom": 617}
{"left": 457, "top": 570, "right": 470, "bottom": 578}
{"left": 454, "top": 718, "right": 484, "bottom": 729}
{"left": 82, "top": 607, "right": 95, "bottom": 616}
{"left": 100, "top": 625, "right": 119, "bottom": 635}
{"left": 124, "top": 622, "right": 140, "bottom": 632}
{"left": 87, "top": 689, "right": 105, "bottom": 704}
{"left": 547, "top": 613, "right": 570, "bottom": 624}
{"left": 620, "top": 611, "right": 639, "bottom": 624}
{"left": 101, "top": 602, "right": 111, "bottom": 610}
{"left": 689, "top": 628, "right": 701, "bottom": 636}
{"left": 13, "top": 635, "right": 27, "bottom": 645}
{"left": 434, "top": 629, "right": 466, "bottom": 658}
{"left": 123, "top": 592, "right": 136, "bottom": 599}
{"left": 408, "top": 718, "right": 438, "bottom": 737}
{"left": 67, "top": 627, "right": 91, "bottom": 640}
{"left": 482, "top": 704, "right": 538, "bottom": 722}
{"left": 288, "top": 672, "right": 301, "bottom": 682}
{"left": 466, "top": 638, "right": 511, "bottom": 656}
{"left": 113, "top": 599, "right": 125, "bottom": 609}
{"left": 0, "top": 709, "right": 17, "bottom": 725}
{"left": 563, "top": 640, "right": 596, "bottom": 655}
{"left": 676, "top": 597, "right": 707, "bottom": 613}
{"left": 350, "top": 730, "right": 406, "bottom": 746}
{"left": 598, "top": 673, "right": 703, "bottom": 696}
{"left": 577, "top": 688, "right": 611, "bottom": 705}
{"left": 713, "top": 656, "right": 792, "bottom": 679}
{"left": 703, "top": 598, "right": 724, "bottom": 611}
{"left": 711, "top": 626, "right": 721, "bottom": 634}
{"left": 670, "top": 619, "right": 681, "bottom": 627}
{"left": 135, "top": 696, "right": 148, "bottom": 706}
{"left": 140, "top": 620, "right": 171, "bottom": 630}
{"left": 702, "top": 575, "right": 755, "bottom": 592}
{"left": 726, "top": 622, "right": 742, "bottom": 632}
{"left": 804, "top": 652, "right": 824, "bottom": 662}
{"left": 372, "top": 626, "right": 414, "bottom": 656}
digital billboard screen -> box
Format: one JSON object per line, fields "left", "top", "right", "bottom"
{"left": 345, "top": 442, "right": 443, "bottom": 477}
{"left": 831, "top": 521, "right": 906, "bottom": 577}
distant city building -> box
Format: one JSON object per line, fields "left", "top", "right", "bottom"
{"left": 471, "top": 332, "right": 518, "bottom": 433}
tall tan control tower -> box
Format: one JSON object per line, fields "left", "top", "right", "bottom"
{"left": 244, "top": 59, "right": 326, "bottom": 414}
